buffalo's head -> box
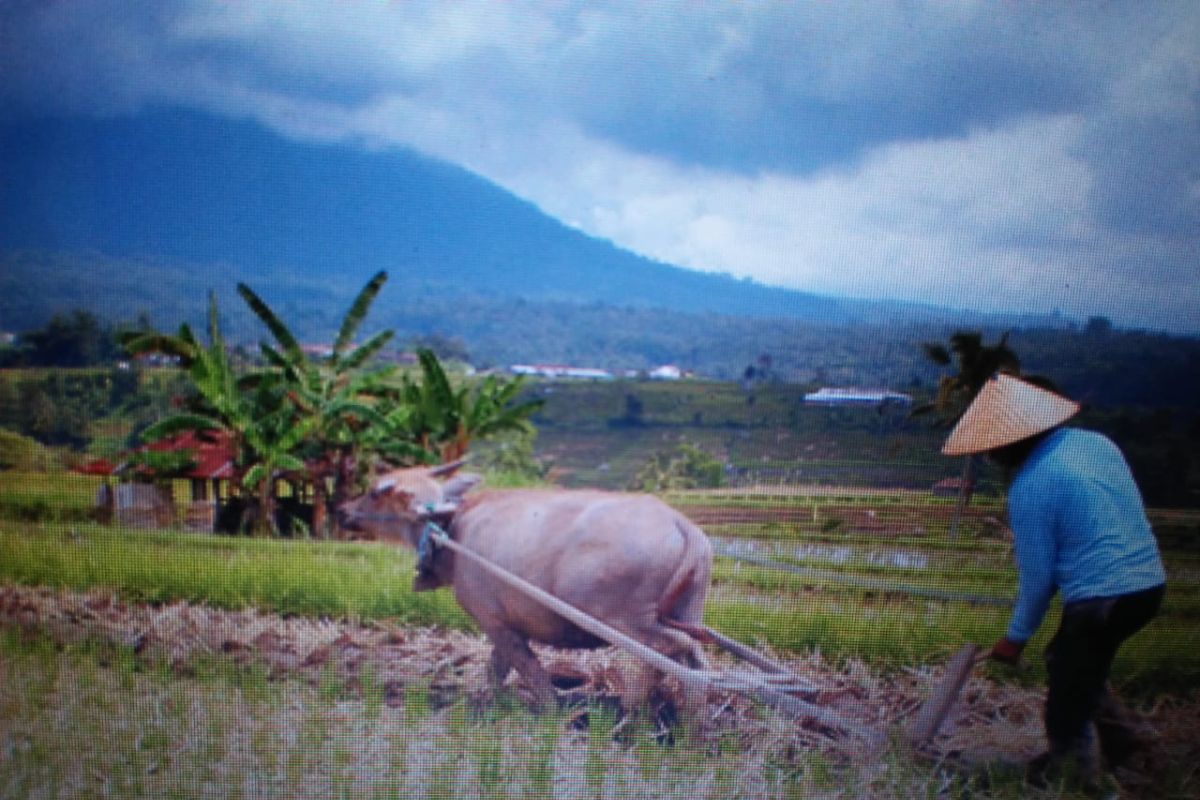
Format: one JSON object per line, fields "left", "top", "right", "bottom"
{"left": 337, "top": 460, "right": 481, "bottom": 549}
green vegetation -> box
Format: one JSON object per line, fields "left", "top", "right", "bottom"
{"left": 0, "top": 308, "right": 133, "bottom": 369}
{"left": 0, "top": 519, "right": 470, "bottom": 627}
{"left": 0, "top": 470, "right": 97, "bottom": 523}
{"left": 915, "top": 331, "right": 1023, "bottom": 535}
{"left": 629, "top": 439, "right": 726, "bottom": 491}
{"left": 0, "top": 429, "right": 64, "bottom": 472}
{"left": 3, "top": 495, "right": 1195, "bottom": 693}
{"left": 117, "top": 272, "right": 540, "bottom": 536}
{"left": 1, "top": 283, "right": 1197, "bottom": 796}
{"left": 2, "top": 597, "right": 1195, "bottom": 799}
{"left": 4, "top": 297, "right": 1197, "bottom": 505}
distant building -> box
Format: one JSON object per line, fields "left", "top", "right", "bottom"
{"left": 382, "top": 350, "right": 419, "bottom": 366}
{"left": 648, "top": 364, "right": 683, "bottom": 380}
{"left": 73, "top": 430, "right": 237, "bottom": 531}
{"left": 511, "top": 364, "right": 614, "bottom": 380}
{"left": 132, "top": 352, "right": 181, "bottom": 368}
{"left": 804, "top": 387, "right": 913, "bottom": 407}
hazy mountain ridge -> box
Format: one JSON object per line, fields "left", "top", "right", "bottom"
{"left": 1, "top": 108, "right": 1071, "bottom": 336}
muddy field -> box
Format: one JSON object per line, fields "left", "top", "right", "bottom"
{"left": 3, "top": 582, "right": 1197, "bottom": 799}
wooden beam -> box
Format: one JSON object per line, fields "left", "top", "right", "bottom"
{"left": 904, "top": 643, "right": 981, "bottom": 748}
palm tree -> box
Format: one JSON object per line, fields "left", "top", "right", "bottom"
{"left": 124, "top": 275, "right": 543, "bottom": 538}
{"left": 915, "top": 331, "right": 1021, "bottom": 536}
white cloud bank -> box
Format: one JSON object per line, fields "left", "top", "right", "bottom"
{"left": 3, "top": 1, "right": 1198, "bottom": 331}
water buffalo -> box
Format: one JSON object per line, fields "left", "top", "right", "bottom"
{"left": 338, "top": 463, "right": 713, "bottom": 711}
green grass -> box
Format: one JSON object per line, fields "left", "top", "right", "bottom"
{"left": 0, "top": 520, "right": 471, "bottom": 628}
{"left": 3, "top": 515, "right": 1196, "bottom": 695}
{"left": 705, "top": 588, "right": 1199, "bottom": 695}
{"left": 0, "top": 470, "right": 99, "bottom": 522}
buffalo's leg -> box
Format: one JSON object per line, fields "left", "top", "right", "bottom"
{"left": 618, "top": 623, "right": 710, "bottom": 731}
{"left": 485, "top": 628, "right": 555, "bottom": 711}
{"left": 619, "top": 657, "right": 660, "bottom": 718}
{"left": 488, "top": 647, "right": 513, "bottom": 691}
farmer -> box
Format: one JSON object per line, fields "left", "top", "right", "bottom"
{"left": 942, "top": 373, "right": 1166, "bottom": 787}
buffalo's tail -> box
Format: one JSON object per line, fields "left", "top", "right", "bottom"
{"left": 656, "top": 517, "right": 713, "bottom": 630}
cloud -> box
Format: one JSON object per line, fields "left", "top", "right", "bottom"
{"left": 1, "top": 0, "right": 1197, "bottom": 331}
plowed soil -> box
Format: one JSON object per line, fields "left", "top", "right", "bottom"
{"left": 2, "top": 584, "right": 1195, "bottom": 796}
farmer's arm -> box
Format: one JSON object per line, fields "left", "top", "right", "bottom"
{"left": 1003, "top": 478, "right": 1059, "bottom": 645}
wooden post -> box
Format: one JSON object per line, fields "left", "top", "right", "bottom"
{"left": 904, "top": 643, "right": 980, "bottom": 748}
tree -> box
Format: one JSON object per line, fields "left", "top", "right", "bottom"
{"left": 123, "top": 293, "right": 307, "bottom": 536}
{"left": 236, "top": 271, "right": 422, "bottom": 537}
{"left": 122, "top": 277, "right": 543, "bottom": 537}
{"left": 1085, "top": 316, "right": 1114, "bottom": 336}
{"left": 390, "top": 348, "right": 543, "bottom": 464}
{"left": 630, "top": 440, "right": 725, "bottom": 492}
{"left": 914, "top": 331, "right": 1021, "bottom": 536}
{"left": 470, "top": 428, "right": 547, "bottom": 486}
{"left": 407, "top": 332, "right": 471, "bottom": 364}
{"left": 620, "top": 393, "right": 645, "bottom": 427}
{"left": 20, "top": 310, "right": 116, "bottom": 367}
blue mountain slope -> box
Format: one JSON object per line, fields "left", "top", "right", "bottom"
{"left": 1, "top": 109, "right": 858, "bottom": 322}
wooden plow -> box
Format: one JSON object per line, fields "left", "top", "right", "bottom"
{"left": 425, "top": 526, "right": 979, "bottom": 757}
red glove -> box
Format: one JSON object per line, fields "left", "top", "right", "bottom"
{"left": 988, "top": 637, "right": 1025, "bottom": 665}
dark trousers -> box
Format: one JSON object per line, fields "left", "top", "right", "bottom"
{"left": 1043, "top": 584, "right": 1164, "bottom": 763}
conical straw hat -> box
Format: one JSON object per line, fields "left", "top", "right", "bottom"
{"left": 942, "top": 373, "right": 1080, "bottom": 456}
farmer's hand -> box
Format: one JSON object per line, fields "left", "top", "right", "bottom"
{"left": 988, "top": 637, "right": 1025, "bottom": 665}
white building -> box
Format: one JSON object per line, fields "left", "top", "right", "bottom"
{"left": 803, "top": 387, "right": 912, "bottom": 407}
{"left": 510, "top": 364, "right": 614, "bottom": 380}
{"left": 648, "top": 364, "right": 683, "bottom": 380}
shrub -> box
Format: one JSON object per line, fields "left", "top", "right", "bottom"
{"left": 0, "top": 428, "right": 61, "bottom": 472}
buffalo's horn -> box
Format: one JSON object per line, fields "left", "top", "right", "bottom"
{"left": 428, "top": 458, "right": 468, "bottom": 477}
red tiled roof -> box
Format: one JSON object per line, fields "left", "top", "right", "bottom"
{"left": 72, "top": 458, "right": 119, "bottom": 476}
{"left": 145, "top": 430, "right": 237, "bottom": 479}
{"left": 73, "top": 430, "right": 237, "bottom": 480}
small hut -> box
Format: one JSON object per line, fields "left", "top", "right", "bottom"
{"left": 74, "top": 431, "right": 238, "bottom": 532}
{"left": 931, "top": 476, "right": 972, "bottom": 498}
{"left": 147, "top": 431, "right": 238, "bottom": 531}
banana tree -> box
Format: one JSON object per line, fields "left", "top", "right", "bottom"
{"left": 914, "top": 331, "right": 1021, "bottom": 536}
{"left": 122, "top": 293, "right": 304, "bottom": 535}
{"left": 395, "top": 348, "right": 544, "bottom": 463}
{"left": 237, "top": 271, "right": 414, "bottom": 536}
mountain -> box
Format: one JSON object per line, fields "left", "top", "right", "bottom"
{"left": 3, "top": 109, "right": 870, "bottom": 320}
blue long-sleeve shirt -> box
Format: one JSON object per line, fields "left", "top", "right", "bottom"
{"left": 1004, "top": 427, "right": 1166, "bottom": 643}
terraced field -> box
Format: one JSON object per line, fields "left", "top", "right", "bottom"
{"left": 2, "top": 475, "right": 1199, "bottom": 798}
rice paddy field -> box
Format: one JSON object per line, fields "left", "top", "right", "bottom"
{"left": 1, "top": 470, "right": 1198, "bottom": 798}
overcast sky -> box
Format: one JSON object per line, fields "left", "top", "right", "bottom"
{"left": 3, "top": 1, "right": 1198, "bottom": 332}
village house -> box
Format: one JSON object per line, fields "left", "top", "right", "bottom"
{"left": 510, "top": 364, "right": 615, "bottom": 380}
{"left": 74, "top": 430, "right": 238, "bottom": 532}
{"left": 803, "top": 387, "right": 913, "bottom": 408}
